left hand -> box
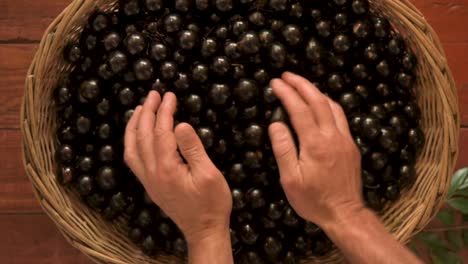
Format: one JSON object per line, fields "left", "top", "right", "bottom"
{"left": 124, "top": 91, "right": 232, "bottom": 243}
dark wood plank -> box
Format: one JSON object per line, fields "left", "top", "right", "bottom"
{"left": 0, "top": 130, "right": 41, "bottom": 213}
{"left": 0, "top": 214, "right": 91, "bottom": 264}
{"left": 0, "top": 0, "right": 70, "bottom": 41}
{"left": 0, "top": 44, "right": 37, "bottom": 129}
{"left": 0, "top": 0, "right": 467, "bottom": 42}
{"left": 411, "top": 0, "right": 468, "bottom": 44}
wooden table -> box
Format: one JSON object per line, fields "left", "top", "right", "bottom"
{"left": 0, "top": 0, "right": 466, "bottom": 263}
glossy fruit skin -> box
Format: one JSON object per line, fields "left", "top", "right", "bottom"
{"left": 57, "top": 3, "right": 423, "bottom": 261}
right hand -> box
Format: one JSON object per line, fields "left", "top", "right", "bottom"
{"left": 268, "top": 72, "right": 364, "bottom": 228}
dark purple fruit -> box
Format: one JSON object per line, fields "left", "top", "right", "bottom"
{"left": 215, "top": 0, "right": 233, "bottom": 11}
{"left": 150, "top": 43, "right": 168, "bottom": 61}
{"left": 195, "top": 0, "right": 209, "bottom": 10}
{"left": 179, "top": 30, "right": 197, "bottom": 50}
{"left": 263, "top": 236, "right": 282, "bottom": 258}
{"left": 269, "top": 0, "right": 288, "bottom": 11}
{"left": 108, "top": 51, "right": 128, "bottom": 74}
{"left": 361, "top": 116, "right": 380, "bottom": 139}
{"left": 119, "top": 87, "right": 135, "bottom": 106}
{"left": 103, "top": 32, "right": 121, "bottom": 51}
{"left": 77, "top": 175, "right": 93, "bottom": 196}
{"left": 238, "top": 31, "right": 260, "bottom": 55}
{"left": 160, "top": 61, "right": 178, "bottom": 80}
{"left": 224, "top": 41, "right": 241, "bottom": 59}
{"left": 373, "top": 16, "right": 390, "bottom": 38}
{"left": 98, "top": 145, "right": 116, "bottom": 162}
{"left": 129, "top": 227, "right": 143, "bottom": 243}
{"left": 305, "top": 38, "right": 323, "bottom": 62}
{"left": 136, "top": 209, "right": 153, "bottom": 227}
{"left": 211, "top": 56, "right": 230, "bottom": 76}
{"left": 327, "top": 73, "right": 344, "bottom": 92}
{"left": 145, "top": 0, "right": 164, "bottom": 12}
{"left": 246, "top": 188, "right": 266, "bottom": 209}
{"left": 125, "top": 33, "right": 146, "bottom": 55}
{"left": 389, "top": 115, "right": 409, "bottom": 136}
{"left": 142, "top": 235, "right": 157, "bottom": 255}
{"left": 164, "top": 14, "right": 183, "bottom": 33}
{"left": 282, "top": 24, "right": 302, "bottom": 46}
{"left": 352, "top": 64, "right": 368, "bottom": 79}
{"left": 243, "top": 150, "right": 263, "bottom": 169}
{"left": 209, "top": 83, "right": 230, "bottom": 106}
{"left": 76, "top": 116, "right": 92, "bottom": 135}
{"left": 333, "top": 34, "right": 351, "bottom": 53}
{"left": 270, "top": 43, "right": 286, "bottom": 67}
{"left": 316, "top": 20, "right": 331, "bottom": 38}
{"left": 240, "top": 224, "right": 259, "bottom": 245}
{"left": 122, "top": 0, "right": 140, "bottom": 16}
{"left": 97, "top": 166, "right": 117, "bottom": 191}
{"left": 396, "top": 72, "right": 413, "bottom": 88}
{"left": 388, "top": 38, "right": 404, "bottom": 56}
{"left": 353, "top": 20, "right": 371, "bottom": 39}
{"left": 339, "top": 92, "right": 359, "bottom": 112}
{"left": 384, "top": 184, "right": 400, "bottom": 200}
{"left": 175, "top": 0, "right": 192, "bottom": 12}
{"left": 283, "top": 206, "right": 299, "bottom": 227}
{"left": 134, "top": 59, "right": 153, "bottom": 81}
{"left": 58, "top": 166, "right": 74, "bottom": 184}
{"left": 232, "top": 189, "right": 246, "bottom": 210}
{"left": 244, "top": 124, "right": 263, "bottom": 147}
{"left": 229, "top": 163, "right": 247, "bottom": 183}
{"left": 249, "top": 11, "right": 265, "bottom": 27}
{"left": 234, "top": 79, "right": 258, "bottom": 105}
{"left": 197, "top": 127, "right": 214, "bottom": 149}
{"left": 77, "top": 156, "right": 94, "bottom": 172}
{"left": 369, "top": 152, "right": 387, "bottom": 171}
{"left": 65, "top": 44, "right": 81, "bottom": 63}
{"left": 184, "top": 94, "right": 203, "bottom": 113}
{"left": 352, "top": 0, "right": 369, "bottom": 15}
{"left": 192, "top": 64, "right": 209, "bottom": 83}
{"left": 80, "top": 79, "right": 100, "bottom": 101}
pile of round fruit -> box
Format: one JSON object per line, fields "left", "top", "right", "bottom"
{"left": 54, "top": 0, "right": 425, "bottom": 262}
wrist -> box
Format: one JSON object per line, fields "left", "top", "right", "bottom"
{"left": 318, "top": 201, "right": 369, "bottom": 232}
{"left": 185, "top": 224, "right": 230, "bottom": 247}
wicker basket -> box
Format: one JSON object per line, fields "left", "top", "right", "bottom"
{"left": 21, "top": 0, "right": 459, "bottom": 263}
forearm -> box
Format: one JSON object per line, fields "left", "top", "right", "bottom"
{"left": 322, "top": 207, "right": 422, "bottom": 264}
{"left": 187, "top": 228, "right": 233, "bottom": 264}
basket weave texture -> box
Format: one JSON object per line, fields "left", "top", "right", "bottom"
{"left": 21, "top": 0, "right": 460, "bottom": 263}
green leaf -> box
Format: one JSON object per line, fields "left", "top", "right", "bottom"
{"left": 463, "top": 230, "right": 468, "bottom": 246}
{"left": 447, "top": 230, "right": 464, "bottom": 251}
{"left": 447, "top": 197, "right": 468, "bottom": 214}
{"left": 431, "top": 250, "right": 463, "bottom": 264}
{"left": 417, "top": 232, "right": 446, "bottom": 251}
{"left": 463, "top": 214, "right": 468, "bottom": 223}
{"left": 437, "top": 209, "right": 455, "bottom": 225}
{"left": 408, "top": 242, "right": 419, "bottom": 255}
{"left": 449, "top": 168, "right": 468, "bottom": 197}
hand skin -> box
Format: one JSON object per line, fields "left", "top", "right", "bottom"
{"left": 124, "top": 91, "right": 233, "bottom": 264}
{"left": 269, "top": 72, "right": 423, "bottom": 264}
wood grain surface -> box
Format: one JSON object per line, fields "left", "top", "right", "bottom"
{"left": 0, "top": 0, "right": 466, "bottom": 263}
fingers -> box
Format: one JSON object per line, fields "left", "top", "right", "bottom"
{"left": 174, "top": 123, "right": 214, "bottom": 171}
{"left": 137, "top": 91, "right": 162, "bottom": 168}
{"left": 124, "top": 106, "right": 144, "bottom": 177}
{"left": 270, "top": 79, "right": 317, "bottom": 138}
{"left": 282, "top": 72, "right": 336, "bottom": 129}
{"left": 154, "top": 92, "right": 179, "bottom": 160}
{"left": 268, "top": 122, "right": 298, "bottom": 178}
{"left": 327, "top": 98, "right": 352, "bottom": 137}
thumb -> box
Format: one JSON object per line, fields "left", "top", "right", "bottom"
{"left": 268, "top": 122, "right": 298, "bottom": 177}
{"left": 175, "top": 123, "right": 213, "bottom": 169}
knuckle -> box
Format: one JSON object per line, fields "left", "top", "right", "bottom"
{"left": 123, "top": 151, "right": 135, "bottom": 165}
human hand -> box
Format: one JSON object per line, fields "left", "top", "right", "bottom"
{"left": 124, "top": 91, "right": 232, "bottom": 244}
{"left": 268, "top": 72, "right": 364, "bottom": 228}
